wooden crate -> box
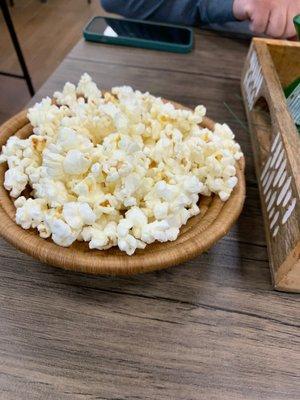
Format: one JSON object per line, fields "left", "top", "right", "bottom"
{"left": 241, "top": 38, "right": 300, "bottom": 292}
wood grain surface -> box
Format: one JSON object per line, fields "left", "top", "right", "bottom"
{"left": 1, "top": 29, "right": 299, "bottom": 400}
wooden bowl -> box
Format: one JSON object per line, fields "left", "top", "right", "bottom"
{"left": 0, "top": 106, "right": 245, "bottom": 275}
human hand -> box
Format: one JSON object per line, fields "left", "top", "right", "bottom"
{"left": 233, "top": 0, "right": 300, "bottom": 38}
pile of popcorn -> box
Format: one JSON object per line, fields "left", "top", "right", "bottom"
{"left": 0, "top": 74, "right": 243, "bottom": 255}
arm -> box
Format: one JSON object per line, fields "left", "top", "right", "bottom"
{"left": 102, "top": 0, "right": 300, "bottom": 37}
{"left": 101, "top": 0, "right": 236, "bottom": 25}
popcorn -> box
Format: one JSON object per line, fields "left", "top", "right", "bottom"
{"left": 15, "top": 198, "right": 47, "bottom": 229}
{"left": 83, "top": 228, "right": 109, "bottom": 249}
{"left": 82, "top": 221, "right": 118, "bottom": 250}
{"left": 0, "top": 73, "right": 243, "bottom": 255}
{"left": 14, "top": 196, "right": 26, "bottom": 208}
{"left": 45, "top": 216, "right": 79, "bottom": 247}
{"left": 43, "top": 147, "right": 65, "bottom": 179}
{"left": 27, "top": 97, "right": 67, "bottom": 137}
{"left": 140, "top": 220, "right": 171, "bottom": 244}
{"left": 33, "top": 178, "right": 71, "bottom": 207}
{"left": 63, "top": 149, "right": 91, "bottom": 175}
{"left": 4, "top": 167, "right": 28, "bottom": 198}
{"left": 56, "top": 127, "right": 93, "bottom": 152}
{"left": 62, "top": 202, "right": 96, "bottom": 230}
{"left": 76, "top": 73, "right": 102, "bottom": 101}
{"left": 54, "top": 82, "right": 77, "bottom": 107}
{"left": 37, "top": 222, "right": 51, "bottom": 239}
{"left": 183, "top": 175, "right": 203, "bottom": 194}
{"left": 153, "top": 202, "right": 169, "bottom": 220}
{"left": 118, "top": 234, "right": 146, "bottom": 256}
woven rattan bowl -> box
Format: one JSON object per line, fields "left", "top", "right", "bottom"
{"left": 0, "top": 105, "right": 245, "bottom": 275}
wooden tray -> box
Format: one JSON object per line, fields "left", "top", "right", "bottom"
{"left": 241, "top": 38, "right": 300, "bottom": 292}
{"left": 0, "top": 106, "right": 245, "bottom": 275}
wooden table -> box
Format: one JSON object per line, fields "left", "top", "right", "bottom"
{"left": 1, "top": 30, "right": 299, "bottom": 400}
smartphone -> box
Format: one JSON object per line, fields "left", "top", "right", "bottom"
{"left": 83, "top": 16, "right": 193, "bottom": 54}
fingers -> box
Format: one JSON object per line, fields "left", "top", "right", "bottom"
{"left": 233, "top": 0, "right": 249, "bottom": 21}
{"left": 266, "top": 7, "right": 287, "bottom": 38}
{"left": 243, "top": 0, "right": 300, "bottom": 38}
{"left": 283, "top": 5, "right": 297, "bottom": 38}
{"left": 249, "top": 7, "right": 270, "bottom": 34}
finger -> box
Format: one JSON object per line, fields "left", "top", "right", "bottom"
{"left": 266, "top": 8, "right": 287, "bottom": 38}
{"left": 249, "top": 8, "right": 270, "bottom": 34}
{"left": 283, "top": 6, "right": 297, "bottom": 38}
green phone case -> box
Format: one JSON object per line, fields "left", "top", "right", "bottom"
{"left": 83, "top": 16, "right": 194, "bottom": 54}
